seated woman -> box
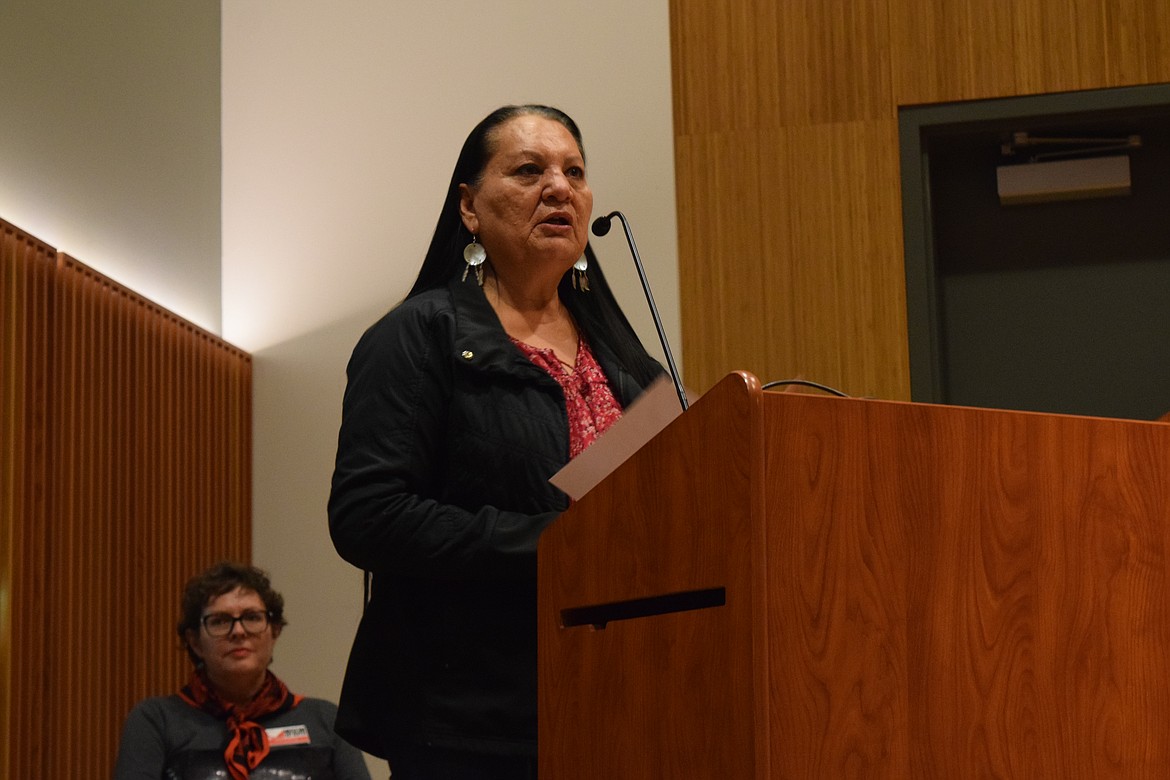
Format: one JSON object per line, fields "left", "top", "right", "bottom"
{"left": 113, "top": 562, "right": 370, "bottom": 780}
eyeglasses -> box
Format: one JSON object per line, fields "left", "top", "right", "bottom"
{"left": 201, "top": 610, "right": 271, "bottom": 637}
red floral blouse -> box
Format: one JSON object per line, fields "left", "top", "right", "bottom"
{"left": 511, "top": 336, "right": 623, "bottom": 458}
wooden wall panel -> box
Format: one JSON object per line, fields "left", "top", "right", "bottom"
{"left": 677, "top": 121, "right": 907, "bottom": 399}
{"left": 670, "top": 2, "right": 781, "bottom": 134}
{"left": 770, "top": 0, "right": 893, "bottom": 125}
{"left": 670, "top": 0, "right": 1170, "bottom": 399}
{"left": 0, "top": 218, "right": 251, "bottom": 778}
{"left": 887, "top": 0, "right": 1023, "bottom": 104}
{"left": 782, "top": 121, "right": 907, "bottom": 397}
{"left": 675, "top": 130, "right": 794, "bottom": 390}
{"left": 1, "top": 220, "right": 55, "bottom": 780}
{"left": 670, "top": 0, "right": 892, "bottom": 134}
{"left": 888, "top": 0, "right": 1170, "bottom": 103}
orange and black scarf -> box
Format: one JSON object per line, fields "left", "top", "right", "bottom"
{"left": 178, "top": 670, "right": 304, "bottom": 780}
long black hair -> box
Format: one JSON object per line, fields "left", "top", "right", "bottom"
{"left": 407, "top": 104, "right": 662, "bottom": 387}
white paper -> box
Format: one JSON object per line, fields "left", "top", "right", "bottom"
{"left": 549, "top": 375, "right": 686, "bottom": 500}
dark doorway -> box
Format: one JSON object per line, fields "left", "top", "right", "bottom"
{"left": 900, "top": 85, "right": 1170, "bottom": 421}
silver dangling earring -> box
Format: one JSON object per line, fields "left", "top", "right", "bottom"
{"left": 572, "top": 255, "right": 589, "bottom": 292}
{"left": 462, "top": 236, "right": 486, "bottom": 286}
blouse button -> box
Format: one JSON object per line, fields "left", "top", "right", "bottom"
{"left": 461, "top": 350, "right": 474, "bottom": 360}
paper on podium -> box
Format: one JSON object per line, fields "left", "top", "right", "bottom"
{"left": 549, "top": 375, "right": 685, "bottom": 501}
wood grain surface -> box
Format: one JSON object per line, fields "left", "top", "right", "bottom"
{"left": 540, "top": 373, "right": 1170, "bottom": 777}
{"left": 670, "top": 0, "right": 1170, "bottom": 400}
{"left": 1, "top": 218, "right": 252, "bottom": 779}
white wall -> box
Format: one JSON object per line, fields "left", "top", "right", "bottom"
{"left": 222, "top": 1, "right": 679, "bottom": 772}
{"left": 0, "top": 0, "right": 222, "bottom": 332}
{"left": 221, "top": 1, "right": 680, "bottom": 354}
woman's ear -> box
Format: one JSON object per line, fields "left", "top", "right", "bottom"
{"left": 459, "top": 183, "right": 479, "bottom": 236}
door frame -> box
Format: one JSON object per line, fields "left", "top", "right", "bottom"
{"left": 898, "top": 83, "right": 1170, "bottom": 403}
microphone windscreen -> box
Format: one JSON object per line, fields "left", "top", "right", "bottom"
{"left": 591, "top": 215, "right": 613, "bottom": 237}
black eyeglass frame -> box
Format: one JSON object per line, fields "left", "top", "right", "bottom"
{"left": 199, "top": 610, "right": 272, "bottom": 637}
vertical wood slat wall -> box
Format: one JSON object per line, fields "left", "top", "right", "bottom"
{"left": 1, "top": 217, "right": 252, "bottom": 778}
{"left": 669, "top": 0, "right": 1170, "bottom": 399}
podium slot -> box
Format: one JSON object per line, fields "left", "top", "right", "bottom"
{"left": 560, "top": 587, "right": 726, "bottom": 630}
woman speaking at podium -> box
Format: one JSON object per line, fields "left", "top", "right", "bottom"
{"left": 328, "top": 104, "right": 664, "bottom": 778}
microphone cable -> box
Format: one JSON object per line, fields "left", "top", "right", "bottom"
{"left": 761, "top": 378, "right": 850, "bottom": 397}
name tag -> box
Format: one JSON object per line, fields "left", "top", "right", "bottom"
{"left": 266, "top": 725, "right": 311, "bottom": 746}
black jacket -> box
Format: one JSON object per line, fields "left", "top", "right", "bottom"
{"left": 328, "top": 276, "right": 661, "bottom": 759}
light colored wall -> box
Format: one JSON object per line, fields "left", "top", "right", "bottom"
{"left": 0, "top": 0, "right": 222, "bottom": 332}
{"left": 221, "top": 1, "right": 679, "bottom": 355}
{"left": 222, "top": 1, "right": 679, "bottom": 772}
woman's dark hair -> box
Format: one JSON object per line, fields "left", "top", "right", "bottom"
{"left": 176, "top": 561, "right": 288, "bottom": 665}
{"left": 407, "top": 103, "right": 662, "bottom": 387}
{"left": 407, "top": 104, "right": 585, "bottom": 297}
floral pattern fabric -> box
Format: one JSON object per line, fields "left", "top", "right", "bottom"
{"left": 511, "top": 336, "right": 623, "bottom": 458}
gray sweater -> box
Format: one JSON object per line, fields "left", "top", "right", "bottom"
{"left": 113, "top": 694, "right": 371, "bottom": 780}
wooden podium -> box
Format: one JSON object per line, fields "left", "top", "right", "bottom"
{"left": 538, "top": 372, "right": 1170, "bottom": 777}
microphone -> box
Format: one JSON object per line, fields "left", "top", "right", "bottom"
{"left": 591, "top": 211, "right": 689, "bottom": 411}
